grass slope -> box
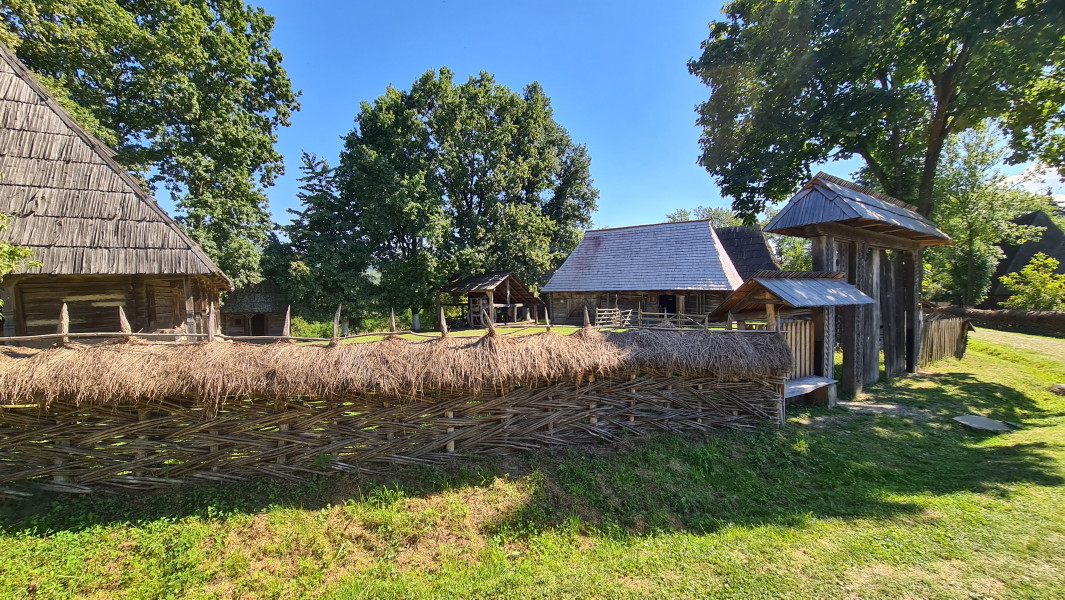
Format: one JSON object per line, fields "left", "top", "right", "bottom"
{"left": 1, "top": 329, "right": 1064, "bottom": 599}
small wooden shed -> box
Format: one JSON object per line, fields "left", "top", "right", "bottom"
{"left": 0, "top": 42, "right": 230, "bottom": 338}
{"left": 764, "top": 173, "right": 952, "bottom": 395}
{"left": 221, "top": 280, "right": 288, "bottom": 336}
{"left": 439, "top": 272, "right": 545, "bottom": 327}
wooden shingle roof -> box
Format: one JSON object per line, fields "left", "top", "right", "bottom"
{"left": 708, "top": 271, "right": 874, "bottom": 320}
{"left": 714, "top": 226, "right": 780, "bottom": 280}
{"left": 764, "top": 173, "right": 951, "bottom": 246}
{"left": 441, "top": 272, "right": 543, "bottom": 305}
{"left": 990, "top": 210, "right": 1065, "bottom": 297}
{"left": 0, "top": 42, "right": 230, "bottom": 288}
{"left": 542, "top": 220, "right": 744, "bottom": 293}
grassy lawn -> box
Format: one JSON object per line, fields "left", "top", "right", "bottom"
{"left": 2, "top": 328, "right": 1064, "bottom": 599}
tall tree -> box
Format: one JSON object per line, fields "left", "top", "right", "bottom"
{"left": 689, "top": 0, "right": 1065, "bottom": 221}
{"left": 665, "top": 206, "right": 744, "bottom": 227}
{"left": 1, "top": 0, "right": 300, "bottom": 286}
{"left": 334, "top": 69, "right": 598, "bottom": 320}
{"left": 271, "top": 153, "right": 373, "bottom": 329}
{"left": 925, "top": 125, "right": 1047, "bottom": 306}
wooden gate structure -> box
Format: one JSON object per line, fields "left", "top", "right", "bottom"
{"left": 764, "top": 173, "right": 953, "bottom": 395}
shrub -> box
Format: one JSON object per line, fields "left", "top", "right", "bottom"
{"left": 1000, "top": 253, "right": 1065, "bottom": 311}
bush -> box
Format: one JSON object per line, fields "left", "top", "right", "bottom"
{"left": 1000, "top": 253, "right": 1065, "bottom": 311}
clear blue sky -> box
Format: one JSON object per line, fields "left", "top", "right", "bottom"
{"left": 245, "top": 0, "right": 863, "bottom": 230}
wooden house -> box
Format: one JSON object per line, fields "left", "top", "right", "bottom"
{"left": 985, "top": 210, "right": 1065, "bottom": 308}
{"left": 541, "top": 220, "right": 764, "bottom": 325}
{"left": 0, "top": 42, "right": 230, "bottom": 338}
{"left": 764, "top": 172, "right": 952, "bottom": 395}
{"left": 439, "top": 272, "right": 544, "bottom": 327}
{"left": 714, "top": 226, "right": 780, "bottom": 279}
{"left": 221, "top": 280, "right": 288, "bottom": 336}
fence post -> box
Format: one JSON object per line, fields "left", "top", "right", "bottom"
{"left": 282, "top": 305, "right": 292, "bottom": 339}
{"left": 118, "top": 306, "right": 132, "bottom": 342}
{"left": 444, "top": 409, "right": 455, "bottom": 453}
{"left": 583, "top": 305, "right": 591, "bottom": 327}
{"left": 544, "top": 306, "right": 552, "bottom": 332}
{"left": 206, "top": 305, "right": 216, "bottom": 342}
{"left": 331, "top": 304, "right": 342, "bottom": 345}
{"left": 57, "top": 303, "right": 69, "bottom": 345}
{"left": 439, "top": 304, "right": 449, "bottom": 338}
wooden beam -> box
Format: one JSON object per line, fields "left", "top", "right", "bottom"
{"left": 810, "top": 222, "right": 922, "bottom": 251}
{"left": 766, "top": 303, "right": 778, "bottom": 331}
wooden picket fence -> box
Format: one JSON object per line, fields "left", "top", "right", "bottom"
{"left": 919, "top": 315, "right": 972, "bottom": 367}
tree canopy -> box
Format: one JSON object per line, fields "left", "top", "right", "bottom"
{"left": 1, "top": 0, "right": 300, "bottom": 286}
{"left": 326, "top": 69, "right": 597, "bottom": 319}
{"left": 689, "top": 0, "right": 1065, "bottom": 222}
{"left": 923, "top": 125, "right": 1048, "bottom": 307}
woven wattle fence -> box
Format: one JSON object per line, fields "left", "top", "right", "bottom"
{"left": 0, "top": 328, "right": 790, "bottom": 495}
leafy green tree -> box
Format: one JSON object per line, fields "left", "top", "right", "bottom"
{"left": 334, "top": 69, "right": 598, "bottom": 322}
{"left": 2, "top": 0, "right": 300, "bottom": 286}
{"left": 925, "top": 125, "right": 1047, "bottom": 306}
{"left": 689, "top": 0, "right": 1065, "bottom": 221}
{"left": 1000, "top": 253, "right": 1065, "bottom": 310}
{"left": 0, "top": 214, "right": 41, "bottom": 313}
{"left": 665, "top": 206, "right": 744, "bottom": 227}
{"left": 268, "top": 153, "right": 374, "bottom": 330}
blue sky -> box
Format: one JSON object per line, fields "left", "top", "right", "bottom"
{"left": 246, "top": 0, "right": 861, "bottom": 230}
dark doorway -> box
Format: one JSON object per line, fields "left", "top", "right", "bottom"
{"left": 250, "top": 313, "right": 267, "bottom": 336}
{"left": 658, "top": 294, "right": 677, "bottom": 313}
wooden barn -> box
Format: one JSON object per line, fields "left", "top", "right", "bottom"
{"left": 985, "top": 210, "right": 1065, "bottom": 307}
{"left": 439, "top": 272, "right": 544, "bottom": 327}
{"left": 0, "top": 43, "right": 230, "bottom": 338}
{"left": 221, "top": 280, "right": 289, "bottom": 336}
{"left": 541, "top": 220, "right": 776, "bottom": 326}
{"left": 763, "top": 172, "right": 952, "bottom": 395}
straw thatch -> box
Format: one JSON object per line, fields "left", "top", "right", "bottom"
{"left": 0, "top": 329, "right": 791, "bottom": 408}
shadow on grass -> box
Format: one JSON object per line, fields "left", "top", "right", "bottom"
{"left": 2, "top": 369, "right": 1062, "bottom": 540}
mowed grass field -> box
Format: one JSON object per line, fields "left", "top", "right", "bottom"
{"left": 1, "top": 328, "right": 1064, "bottom": 599}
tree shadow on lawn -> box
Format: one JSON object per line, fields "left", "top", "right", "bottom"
{"left": 1, "top": 373, "right": 1061, "bottom": 540}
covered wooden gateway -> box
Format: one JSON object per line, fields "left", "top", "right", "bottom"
{"left": 763, "top": 173, "right": 952, "bottom": 395}
{"left": 0, "top": 42, "right": 230, "bottom": 338}
{"left": 709, "top": 271, "right": 875, "bottom": 404}
{"left": 439, "top": 272, "right": 545, "bottom": 327}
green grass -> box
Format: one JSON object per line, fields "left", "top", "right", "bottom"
{"left": 2, "top": 329, "right": 1064, "bottom": 598}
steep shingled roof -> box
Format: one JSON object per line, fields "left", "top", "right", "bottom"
{"left": 0, "top": 42, "right": 230, "bottom": 287}
{"left": 542, "top": 220, "right": 744, "bottom": 292}
{"left": 764, "top": 172, "right": 951, "bottom": 246}
{"left": 990, "top": 210, "right": 1065, "bottom": 297}
{"left": 714, "top": 226, "right": 780, "bottom": 280}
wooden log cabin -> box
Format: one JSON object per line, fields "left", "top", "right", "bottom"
{"left": 0, "top": 42, "right": 231, "bottom": 339}
{"left": 764, "top": 172, "right": 953, "bottom": 395}
{"left": 221, "top": 280, "right": 288, "bottom": 336}
{"left": 541, "top": 220, "right": 777, "bottom": 326}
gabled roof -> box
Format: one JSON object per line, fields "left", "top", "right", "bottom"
{"left": 708, "top": 271, "right": 874, "bottom": 320}
{"left": 542, "top": 220, "right": 744, "bottom": 293}
{"left": 0, "top": 42, "right": 230, "bottom": 288}
{"left": 714, "top": 226, "right": 779, "bottom": 280}
{"left": 764, "top": 172, "right": 952, "bottom": 246}
{"left": 441, "top": 272, "right": 543, "bottom": 305}
{"left": 990, "top": 210, "right": 1065, "bottom": 297}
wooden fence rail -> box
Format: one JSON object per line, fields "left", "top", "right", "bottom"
{"left": 919, "top": 316, "right": 972, "bottom": 367}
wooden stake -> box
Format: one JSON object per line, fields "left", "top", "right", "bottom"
{"left": 282, "top": 305, "right": 292, "bottom": 338}
{"left": 389, "top": 309, "right": 397, "bottom": 334}
{"left": 766, "top": 303, "right": 778, "bottom": 331}
{"left": 483, "top": 308, "right": 497, "bottom": 336}
{"left": 544, "top": 306, "right": 552, "bottom": 331}
{"left": 439, "top": 304, "right": 449, "bottom": 338}
{"left": 330, "top": 304, "right": 341, "bottom": 346}
{"left": 206, "top": 305, "right": 216, "bottom": 342}
{"left": 445, "top": 409, "right": 455, "bottom": 453}
{"left": 583, "top": 305, "right": 591, "bottom": 327}
{"left": 57, "top": 303, "right": 69, "bottom": 345}
{"left": 118, "top": 306, "right": 132, "bottom": 342}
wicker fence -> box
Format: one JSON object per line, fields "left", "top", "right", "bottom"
{"left": 0, "top": 328, "right": 790, "bottom": 496}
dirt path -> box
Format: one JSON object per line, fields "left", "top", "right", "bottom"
{"left": 971, "top": 328, "right": 1065, "bottom": 363}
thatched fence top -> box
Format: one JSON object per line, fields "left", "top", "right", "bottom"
{"left": 0, "top": 328, "right": 791, "bottom": 408}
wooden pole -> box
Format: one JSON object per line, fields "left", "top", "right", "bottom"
{"left": 389, "top": 308, "right": 397, "bottom": 334}
{"left": 486, "top": 290, "right": 495, "bottom": 326}
{"left": 282, "top": 305, "right": 292, "bottom": 338}
{"left": 439, "top": 304, "right": 449, "bottom": 338}
{"left": 544, "top": 305, "right": 552, "bottom": 331}
{"left": 57, "top": 303, "right": 69, "bottom": 345}
{"left": 766, "top": 303, "right": 778, "bottom": 331}
{"left": 206, "top": 305, "right": 216, "bottom": 342}
{"left": 583, "top": 305, "right": 591, "bottom": 327}
{"left": 118, "top": 305, "right": 132, "bottom": 342}
{"left": 332, "top": 304, "right": 341, "bottom": 343}
{"left": 483, "top": 308, "right": 497, "bottom": 336}
{"left": 444, "top": 409, "right": 455, "bottom": 453}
